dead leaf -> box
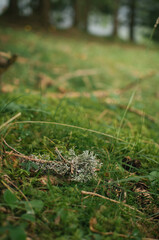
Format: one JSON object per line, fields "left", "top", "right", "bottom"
{"left": 89, "top": 217, "right": 98, "bottom": 233}
{"left": 54, "top": 215, "right": 61, "bottom": 225}
{"left": 58, "top": 86, "right": 67, "bottom": 93}
{"left": 37, "top": 73, "right": 55, "bottom": 90}
{"left": 17, "top": 56, "right": 28, "bottom": 64}
{"left": 0, "top": 207, "right": 8, "bottom": 213}
{"left": 39, "top": 175, "right": 58, "bottom": 186}
{"left": 1, "top": 84, "right": 17, "bottom": 93}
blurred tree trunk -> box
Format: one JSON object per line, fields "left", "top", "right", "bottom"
{"left": 5, "top": 0, "right": 19, "bottom": 17}
{"left": 73, "top": 0, "right": 79, "bottom": 27}
{"left": 129, "top": 0, "right": 136, "bottom": 41}
{"left": 73, "top": 0, "right": 90, "bottom": 31}
{"left": 83, "top": 0, "right": 90, "bottom": 31}
{"left": 112, "top": 0, "right": 120, "bottom": 38}
{"left": 40, "top": 0, "right": 50, "bottom": 26}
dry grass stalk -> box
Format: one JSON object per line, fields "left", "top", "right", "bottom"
{"left": 9, "top": 120, "right": 126, "bottom": 142}
{"left": 154, "top": 17, "right": 159, "bottom": 28}
{"left": 1, "top": 174, "right": 34, "bottom": 213}
{"left": 0, "top": 112, "right": 21, "bottom": 131}
{"left": 97, "top": 110, "right": 108, "bottom": 120}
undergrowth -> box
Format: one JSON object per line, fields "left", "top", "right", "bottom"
{"left": 0, "top": 27, "right": 159, "bottom": 240}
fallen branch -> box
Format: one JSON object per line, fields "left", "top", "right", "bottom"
{"left": 2, "top": 146, "right": 101, "bottom": 182}
{"left": 1, "top": 150, "right": 67, "bottom": 176}
{"left": 57, "top": 69, "right": 99, "bottom": 85}
{"left": 118, "top": 104, "right": 156, "bottom": 123}
{"left": 118, "top": 71, "right": 157, "bottom": 94}
{"left": 2, "top": 138, "right": 23, "bottom": 155}
{"left": 47, "top": 90, "right": 109, "bottom": 99}
{"left": 1, "top": 149, "right": 59, "bottom": 165}
{"left": 2, "top": 138, "right": 59, "bottom": 164}
{"left": 81, "top": 190, "right": 144, "bottom": 215}
{"left": 103, "top": 99, "right": 156, "bottom": 123}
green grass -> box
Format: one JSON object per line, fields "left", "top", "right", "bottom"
{"left": 0, "top": 27, "right": 159, "bottom": 240}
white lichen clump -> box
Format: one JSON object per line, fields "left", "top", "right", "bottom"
{"left": 66, "top": 149, "right": 101, "bottom": 182}
{"left": 31, "top": 149, "right": 101, "bottom": 182}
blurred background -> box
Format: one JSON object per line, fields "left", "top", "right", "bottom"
{"left": 0, "top": 0, "right": 159, "bottom": 102}
{"left": 0, "top": 0, "right": 159, "bottom": 42}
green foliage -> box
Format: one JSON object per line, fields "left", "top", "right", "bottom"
{"left": 9, "top": 226, "right": 26, "bottom": 240}
{"left": 3, "top": 190, "right": 18, "bottom": 208}
{"left": 0, "top": 225, "right": 26, "bottom": 240}
{"left": 148, "top": 170, "right": 159, "bottom": 186}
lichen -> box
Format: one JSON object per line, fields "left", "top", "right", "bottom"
{"left": 30, "top": 149, "right": 101, "bottom": 182}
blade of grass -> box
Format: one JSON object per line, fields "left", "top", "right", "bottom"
{"left": 117, "top": 90, "right": 136, "bottom": 138}
{"left": 8, "top": 120, "right": 129, "bottom": 143}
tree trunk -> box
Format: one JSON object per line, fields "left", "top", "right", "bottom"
{"left": 73, "top": 0, "right": 90, "bottom": 31}
{"left": 112, "top": 0, "right": 120, "bottom": 38}
{"left": 83, "top": 0, "right": 90, "bottom": 31}
{"left": 4, "top": 0, "right": 19, "bottom": 17}
{"left": 73, "top": 0, "right": 79, "bottom": 27}
{"left": 40, "top": 0, "right": 50, "bottom": 26}
{"left": 129, "top": 0, "right": 136, "bottom": 42}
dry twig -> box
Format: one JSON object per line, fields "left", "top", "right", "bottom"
{"left": 90, "top": 217, "right": 134, "bottom": 238}
{"left": 2, "top": 138, "right": 23, "bottom": 156}
{"left": 1, "top": 174, "right": 34, "bottom": 213}
{"left": 81, "top": 190, "right": 144, "bottom": 215}
{"left": 55, "top": 147, "right": 67, "bottom": 163}
{"left": 118, "top": 104, "right": 156, "bottom": 123}
{"left": 2, "top": 150, "right": 58, "bottom": 165}
{"left": 104, "top": 99, "right": 156, "bottom": 123}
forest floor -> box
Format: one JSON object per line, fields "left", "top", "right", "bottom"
{"left": 0, "top": 26, "right": 159, "bottom": 240}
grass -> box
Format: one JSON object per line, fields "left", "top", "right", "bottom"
{"left": 0, "top": 26, "right": 159, "bottom": 240}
